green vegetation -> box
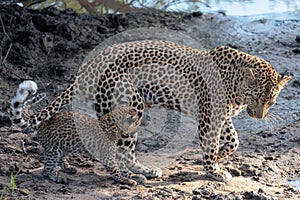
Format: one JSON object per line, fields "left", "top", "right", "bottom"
{"left": 0, "top": 158, "right": 30, "bottom": 199}
{"left": 10, "top": 171, "right": 30, "bottom": 196}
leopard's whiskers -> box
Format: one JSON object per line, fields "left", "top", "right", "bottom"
{"left": 269, "top": 113, "right": 286, "bottom": 122}
{"left": 265, "top": 115, "right": 277, "bottom": 133}
{"left": 265, "top": 113, "right": 287, "bottom": 133}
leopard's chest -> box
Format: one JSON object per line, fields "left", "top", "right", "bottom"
{"left": 227, "top": 94, "right": 247, "bottom": 116}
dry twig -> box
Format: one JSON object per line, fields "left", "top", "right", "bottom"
{"left": 1, "top": 43, "right": 12, "bottom": 65}
{"left": 0, "top": 15, "right": 11, "bottom": 41}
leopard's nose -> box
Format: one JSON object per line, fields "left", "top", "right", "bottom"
{"left": 255, "top": 110, "right": 268, "bottom": 119}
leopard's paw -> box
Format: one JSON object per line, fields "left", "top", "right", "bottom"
{"left": 206, "top": 169, "right": 232, "bottom": 182}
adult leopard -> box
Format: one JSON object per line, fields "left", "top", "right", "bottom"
{"left": 11, "top": 40, "right": 291, "bottom": 182}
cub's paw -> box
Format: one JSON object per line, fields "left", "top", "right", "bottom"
{"left": 60, "top": 166, "right": 77, "bottom": 174}
{"left": 145, "top": 168, "right": 163, "bottom": 178}
{"left": 206, "top": 169, "right": 232, "bottom": 182}
{"left": 131, "top": 174, "right": 147, "bottom": 185}
{"left": 42, "top": 170, "right": 68, "bottom": 184}
{"left": 42, "top": 170, "right": 57, "bottom": 182}
{"left": 119, "top": 178, "right": 137, "bottom": 186}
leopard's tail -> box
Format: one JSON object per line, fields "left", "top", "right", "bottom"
{"left": 10, "top": 80, "right": 39, "bottom": 127}
{"left": 10, "top": 80, "right": 73, "bottom": 129}
{"left": 23, "top": 92, "right": 47, "bottom": 109}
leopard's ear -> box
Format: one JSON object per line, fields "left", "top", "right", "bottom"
{"left": 278, "top": 75, "right": 292, "bottom": 89}
{"left": 243, "top": 68, "right": 256, "bottom": 85}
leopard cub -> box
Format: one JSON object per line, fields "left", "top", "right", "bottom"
{"left": 37, "top": 106, "right": 146, "bottom": 185}
{"left": 11, "top": 81, "right": 146, "bottom": 185}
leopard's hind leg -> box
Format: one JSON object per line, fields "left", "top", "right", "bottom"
{"left": 217, "top": 117, "right": 239, "bottom": 162}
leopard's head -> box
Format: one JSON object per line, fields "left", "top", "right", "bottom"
{"left": 241, "top": 58, "right": 292, "bottom": 119}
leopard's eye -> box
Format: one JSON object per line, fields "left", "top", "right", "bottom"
{"left": 267, "top": 93, "right": 279, "bottom": 106}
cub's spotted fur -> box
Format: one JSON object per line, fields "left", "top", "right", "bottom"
{"left": 37, "top": 107, "right": 145, "bottom": 185}
{"left": 17, "top": 88, "right": 145, "bottom": 185}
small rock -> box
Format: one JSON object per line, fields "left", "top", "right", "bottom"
{"left": 192, "top": 190, "right": 201, "bottom": 195}
{"left": 259, "top": 18, "right": 268, "bottom": 24}
{"left": 291, "top": 80, "right": 300, "bottom": 88}
{"left": 264, "top": 156, "right": 274, "bottom": 160}
{"left": 254, "top": 149, "right": 263, "bottom": 153}
{"left": 296, "top": 36, "right": 300, "bottom": 43}
{"left": 144, "top": 184, "right": 152, "bottom": 188}
{"left": 192, "top": 196, "right": 201, "bottom": 200}
{"left": 161, "top": 187, "right": 172, "bottom": 193}
{"left": 261, "top": 133, "right": 273, "bottom": 138}
{"left": 229, "top": 168, "right": 242, "bottom": 176}
{"left": 292, "top": 49, "right": 300, "bottom": 54}
{"left": 286, "top": 187, "right": 296, "bottom": 192}
{"left": 120, "top": 185, "right": 131, "bottom": 190}
{"left": 258, "top": 188, "right": 264, "bottom": 193}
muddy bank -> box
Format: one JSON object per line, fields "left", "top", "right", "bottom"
{"left": 0, "top": 5, "right": 300, "bottom": 200}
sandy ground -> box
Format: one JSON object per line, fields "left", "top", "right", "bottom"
{"left": 0, "top": 5, "right": 300, "bottom": 200}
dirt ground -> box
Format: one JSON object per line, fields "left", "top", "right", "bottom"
{"left": 0, "top": 4, "right": 300, "bottom": 200}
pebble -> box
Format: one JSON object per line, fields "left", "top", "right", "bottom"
{"left": 192, "top": 190, "right": 201, "bottom": 195}
{"left": 296, "top": 35, "right": 300, "bottom": 43}
{"left": 120, "top": 185, "right": 131, "bottom": 190}
{"left": 264, "top": 156, "right": 274, "bottom": 161}
{"left": 230, "top": 168, "right": 242, "bottom": 176}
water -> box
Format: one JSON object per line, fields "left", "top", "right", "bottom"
{"left": 289, "top": 180, "right": 300, "bottom": 190}
{"left": 28, "top": 0, "right": 300, "bottom": 16}
{"left": 161, "top": 0, "right": 300, "bottom": 16}
{"left": 197, "top": 0, "right": 300, "bottom": 16}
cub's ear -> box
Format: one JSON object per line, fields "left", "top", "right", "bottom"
{"left": 278, "top": 75, "right": 292, "bottom": 89}
{"left": 243, "top": 68, "right": 256, "bottom": 85}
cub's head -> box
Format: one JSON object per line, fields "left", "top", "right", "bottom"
{"left": 111, "top": 106, "right": 140, "bottom": 133}
{"left": 241, "top": 59, "right": 291, "bottom": 119}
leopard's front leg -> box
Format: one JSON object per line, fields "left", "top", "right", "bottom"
{"left": 117, "top": 132, "right": 163, "bottom": 178}
{"left": 198, "top": 120, "right": 232, "bottom": 182}
{"left": 217, "top": 116, "right": 239, "bottom": 162}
